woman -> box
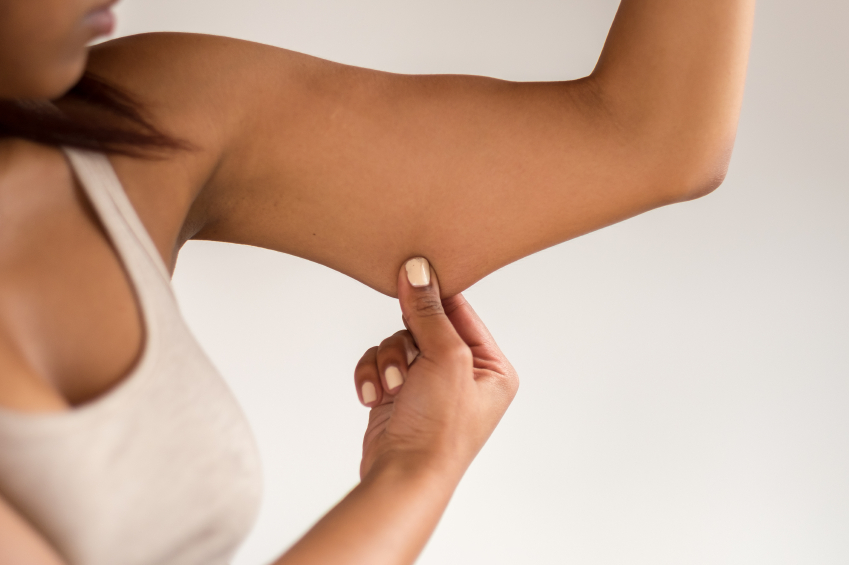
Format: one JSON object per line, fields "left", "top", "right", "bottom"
{"left": 0, "top": 0, "right": 755, "bottom": 563}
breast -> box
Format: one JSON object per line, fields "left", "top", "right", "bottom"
{"left": 0, "top": 327, "right": 263, "bottom": 565}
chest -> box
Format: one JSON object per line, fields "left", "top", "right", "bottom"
{"left": 0, "top": 169, "right": 142, "bottom": 409}
{"left": 0, "top": 146, "right": 192, "bottom": 410}
{"left": 0, "top": 147, "right": 263, "bottom": 565}
{"left": 0, "top": 345, "right": 264, "bottom": 565}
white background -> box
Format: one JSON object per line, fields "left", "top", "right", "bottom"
{"left": 111, "top": 1, "right": 848, "bottom": 564}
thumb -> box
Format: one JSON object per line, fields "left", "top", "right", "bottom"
{"left": 397, "top": 257, "right": 464, "bottom": 357}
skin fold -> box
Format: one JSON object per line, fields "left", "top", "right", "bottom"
{"left": 0, "top": 0, "right": 756, "bottom": 562}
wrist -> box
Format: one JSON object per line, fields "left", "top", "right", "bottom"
{"left": 278, "top": 449, "right": 465, "bottom": 565}
{"left": 364, "top": 450, "right": 466, "bottom": 496}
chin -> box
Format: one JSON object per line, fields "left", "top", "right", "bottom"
{"left": 18, "top": 56, "right": 88, "bottom": 100}
{"left": 48, "top": 59, "right": 88, "bottom": 99}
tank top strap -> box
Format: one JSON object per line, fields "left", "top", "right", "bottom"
{"left": 61, "top": 147, "right": 173, "bottom": 288}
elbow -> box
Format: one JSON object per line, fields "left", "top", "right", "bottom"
{"left": 674, "top": 156, "right": 730, "bottom": 203}
{"left": 663, "top": 135, "right": 736, "bottom": 203}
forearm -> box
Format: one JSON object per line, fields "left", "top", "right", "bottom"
{"left": 273, "top": 458, "right": 460, "bottom": 565}
{"left": 592, "top": 0, "right": 756, "bottom": 197}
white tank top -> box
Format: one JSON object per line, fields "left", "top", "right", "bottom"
{"left": 0, "top": 148, "right": 263, "bottom": 565}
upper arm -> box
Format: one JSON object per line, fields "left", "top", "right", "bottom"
{"left": 0, "top": 492, "right": 67, "bottom": 564}
{"left": 198, "top": 48, "right": 705, "bottom": 297}
{"left": 89, "top": 30, "right": 737, "bottom": 296}
{"left": 187, "top": 36, "right": 696, "bottom": 297}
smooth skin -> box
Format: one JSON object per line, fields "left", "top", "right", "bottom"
{"left": 0, "top": 0, "right": 756, "bottom": 562}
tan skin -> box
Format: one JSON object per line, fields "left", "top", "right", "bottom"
{"left": 0, "top": 0, "right": 756, "bottom": 562}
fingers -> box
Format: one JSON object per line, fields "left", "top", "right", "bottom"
{"left": 354, "top": 331, "right": 420, "bottom": 406}
{"left": 443, "top": 293, "right": 519, "bottom": 396}
{"left": 354, "top": 347, "right": 382, "bottom": 407}
{"left": 357, "top": 257, "right": 508, "bottom": 409}
{"left": 442, "top": 293, "right": 508, "bottom": 367}
{"left": 397, "top": 257, "right": 465, "bottom": 358}
{"left": 377, "top": 330, "right": 419, "bottom": 396}
{"left": 441, "top": 293, "right": 495, "bottom": 350}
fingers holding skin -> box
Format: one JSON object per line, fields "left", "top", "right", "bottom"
{"left": 357, "top": 257, "right": 515, "bottom": 409}
{"left": 401, "top": 266, "right": 514, "bottom": 387}
{"left": 397, "top": 257, "right": 466, "bottom": 360}
{"left": 354, "top": 256, "right": 519, "bottom": 481}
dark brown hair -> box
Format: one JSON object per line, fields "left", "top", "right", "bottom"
{"left": 0, "top": 72, "right": 184, "bottom": 156}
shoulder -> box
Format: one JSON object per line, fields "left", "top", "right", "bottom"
{"left": 85, "top": 32, "right": 286, "bottom": 145}
{"left": 81, "top": 32, "right": 370, "bottom": 256}
{"left": 77, "top": 35, "right": 243, "bottom": 267}
{"left": 81, "top": 34, "right": 281, "bottom": 261}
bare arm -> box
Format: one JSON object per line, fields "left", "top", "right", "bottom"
{"left": 0, "top": 259, "right": 516, "bottom": 565}
{"left": 276, "top": 259, "right": 518, "bottom": 564}
{"left": 89, "top": 0, "right": 755, "bottom": 296}
{"left": 274, "top": 460, "right": 455, "bottom": 565}
{"left": 0, "top": 461, "right": 453, "bottom": 565}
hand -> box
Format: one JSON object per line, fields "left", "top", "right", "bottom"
{"left": 354, "top": 257, "right": 519, "bottom": 481}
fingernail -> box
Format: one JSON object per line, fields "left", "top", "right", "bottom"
{"left": 405, "top": 257, "right": 431, "bottom": 288}
{"left": 361, "top": 381, "right": 377, "bottom": 405}
{"left": 385, "top": 366, "right": 405, "bottom": 390}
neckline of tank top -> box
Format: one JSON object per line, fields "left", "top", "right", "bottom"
{"left": 0, "top": 149, "right": 164, "bottom": 433}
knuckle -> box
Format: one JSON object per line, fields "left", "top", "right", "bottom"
{"left": 394, "top": 329, "right": 412, "bottom": 341}
{"left": 445, "top": 343, "right": 473, "bottom": 366}
{"left": 354, "top": 347, "right": 378, "bottom": 379}
{"left": 377, "top": 333, "right": 401, "bottom": 352}
{"left": 354, "top": 363, "right": 376, "bottom": 381}
{"left": 377, "top": 335, "right": 407, "bottom": 363}
{"left": 412, "top": 294, "right": 444, "bottom": 317}
{"left": 505, "top": 370, "right": 520, "bottom": 395}
{"left": 497, "top": 364, "right": 520, "bottom": 396}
